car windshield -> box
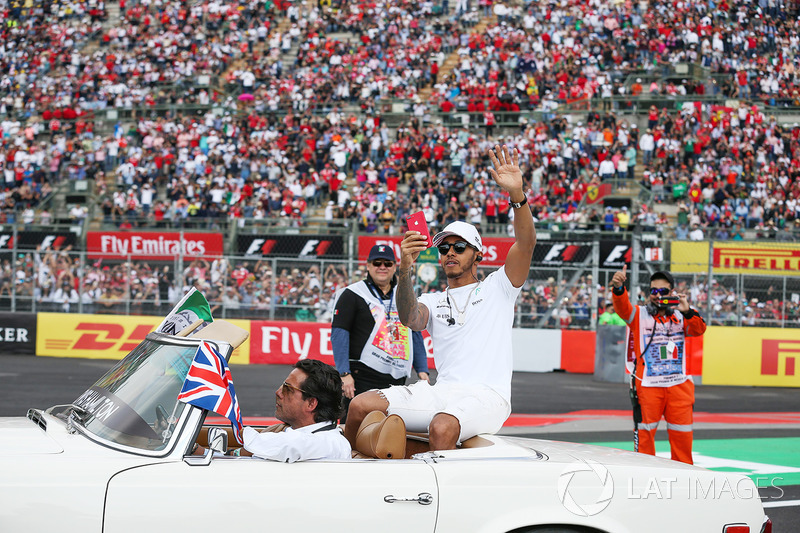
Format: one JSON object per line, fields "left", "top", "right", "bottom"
{"left": 70, "top": 333, "right": 214, "bottom": 452}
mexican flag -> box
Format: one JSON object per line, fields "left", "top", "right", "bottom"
{"left": 156, "top": 288, "right": 214, "bottom": 336}
{"left": 659, "top": 343, "right": 678, "bottom": 360}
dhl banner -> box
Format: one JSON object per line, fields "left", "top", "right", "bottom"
{"left": 36, "top": 313, "right": 251, "bottom": 365}
{"left": 28, "top": 312, "right": 800, "bottom": 386}
{"left": 702, "top": 326, "right": 800, "bottom": 387}
{"left": 672, "top": 241, "right": 800, "bottom": 276}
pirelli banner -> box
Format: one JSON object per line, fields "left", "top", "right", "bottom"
{"left": 672, "top": 241, "right": 800, "bottom": 275}
{"left": 703, "top": 326, "right": 800, "bottom": 387}
{"left": 35, "top": 313, "right": 251, "bottom": 364}
{"left": 0, "top": 231, "right": 77, "bottom": 251}
{"left": 358, "top": 236, "right": 652, "bottom": 269}
{"left": 86, "top": 231, "right": 225, "bottom": 261}
{"left": 0, "top": 312, "right": 36, "bottom": 355}
{"left": 237, "top": 234, "right": 346, "bottom": 259}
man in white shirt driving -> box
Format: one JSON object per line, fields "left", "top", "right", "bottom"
{"left": 194, "top": 359, "right": 351, "bottom": 462}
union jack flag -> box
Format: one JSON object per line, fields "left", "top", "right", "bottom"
{"left": 178, "top": 341, "right": 243, "bottom": 444}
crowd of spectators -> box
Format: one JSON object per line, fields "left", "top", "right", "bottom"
{"left": 1, "top": 0, "right": 799, "bottom": 233}
{"left": 2, "top": 0, "right": 800, "bottom": 327}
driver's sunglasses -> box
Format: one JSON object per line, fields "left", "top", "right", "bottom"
{"left": 437, "top": 241, "right": 470, "bottom": 255}
{"left": 371, "top": 260, "right": 395, "bottom": 268}
{"left": 650, "top": 287, "right": 671, "bottom": 296}
{"left": 281, "top": 381, "right": 308, "bottom": 396}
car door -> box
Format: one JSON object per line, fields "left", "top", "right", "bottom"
{"left": 103, "top": 457, "right": 439, "bottom": 532}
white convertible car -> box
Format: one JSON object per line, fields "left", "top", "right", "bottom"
{"left": 1, "top": 321, "right": 771, "bottom": 532}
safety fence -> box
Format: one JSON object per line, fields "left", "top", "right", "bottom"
{"left": 4, "top": 229, "right": 800, "bottom": 330}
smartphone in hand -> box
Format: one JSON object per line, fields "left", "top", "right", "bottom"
{"left": 406, "top": 211, "right": 432, "bottom": 248}
{"left": 657, "top": 295, "right": 681, "bottom": 307}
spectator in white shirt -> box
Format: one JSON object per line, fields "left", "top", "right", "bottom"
{"left": 639, "top": 129, "right": 655, "bottom": 166}
{"left": 689, "top": 224, "right": 705, "bottom": 241}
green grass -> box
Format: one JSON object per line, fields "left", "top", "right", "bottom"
{"left": 585, "top": 437, "right": 800, "bottom": 486}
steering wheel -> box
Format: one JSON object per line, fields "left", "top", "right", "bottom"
{"left": 155, "top": 404, "right": 169, "bottom": 432}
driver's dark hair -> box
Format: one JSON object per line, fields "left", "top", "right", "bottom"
{"left": 294, "top": 359, "right": 344, "bottom": 423}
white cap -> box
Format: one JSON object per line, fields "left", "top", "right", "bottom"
{"left": 432, "top": 221, "right": 482, "bottom": 251}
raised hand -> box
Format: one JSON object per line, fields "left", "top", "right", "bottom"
{"left": 677, "top": 293, "right": 690, "bottom": 313}
{"left": 399, "top": 231, "right": 429, "bottom": 271}
{"left": 487, "top": 145, "right": 524, "bottom": 197}
{"left": 611, "top": 264, "right": 627, "bottom": 289}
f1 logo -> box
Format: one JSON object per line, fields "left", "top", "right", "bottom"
{"left": 761, "top": 339, "right": 799, "bottom": 376}
{"left": 40, "top": 235, "right": 67, "bottom": 250}
{"left": 298, "top": 240, "right": 331, "bottom": 257}
{"left": 244, "top": 239, "right": 277, "bottom": 256}
{"left": 543, "top": 244, "right": 580, "bottom": 263}
{"left": 605, "top": 245, "right": 632, "bottom": 265}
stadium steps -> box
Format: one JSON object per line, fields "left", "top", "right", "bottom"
{"left": 416, "top": 13, "right": 497, "bottom": 103}
{"left": 221, "top": 0, "right": 319, "bottom": 85}
{"left": 103, "top": 2, "right": 122, "bottom": 30}
{"left": 77, "top": 2, "right": 122, "bottom": 55}
{"left": 219, "top": 4, "right": 301, "bottom": 91}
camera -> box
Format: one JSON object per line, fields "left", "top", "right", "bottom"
{"left": 656, "top": 295, "right": 680, "bottom": 307}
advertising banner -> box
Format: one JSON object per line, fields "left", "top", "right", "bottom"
{"left": 358, "top": 236, "right": 415, "bottom": 263}
{"left": 237, "top": 234, "right": 346, "bottom": 259}
{"left": 672, "top": 241, "right": 800, "bottom": 276}
{"left": 670, "top": 241, "right": 708, "bottom": 273}
{"left": 0, "top": 231, "right": 77, "bottom": 251}
{"left": 358, "top": 237, "right": 641, "bottom": 269}
{"left": 36, "top": 313, "right": 250, "bottom": 364}
{"left": 358, "top": 235, "right": 514, "bottom": 267}
{"left": 702, "top": 326, "right": 800, "bottom": 387}
{"left": 0, "top": 312, "right": 36, "bottom": 355}
{"left": 534, "top": 240, "right": 636, "bottom": 268}
{"left": 86, "top": 232, "right": 224, "bottom": 261}
{"left": 712, "top": 242, "right": 800, "bottom": 275}
{"left": 249, "top": 319, "right": 435, "bottom": 366}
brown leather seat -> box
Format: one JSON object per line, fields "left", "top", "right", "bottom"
{"left": 196, "top": 423, "right": 288, "bottom": 448}
{"left": 460, "top": 435, "right": 493, "bottom": 448}
{"left": 354, "top": 411, "right": 406, "bottom": 459}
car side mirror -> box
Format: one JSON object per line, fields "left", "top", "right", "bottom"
{"left": 207, "top": 427, "right": 228, "bottom": 455}
{"left": 184, "top": 427, "right": 228, "bottom": 467}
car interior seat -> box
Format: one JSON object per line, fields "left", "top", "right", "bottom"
{"left": 354, "top": 411, "right": 406, "bottom": 459}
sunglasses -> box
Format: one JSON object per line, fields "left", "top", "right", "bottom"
{"left": 281, "top": 381, "right": 308, "bottom": 396}
{"left": 370, "top": 260, "right": 395, "bottom": 268}
{"left": 650, "top": 287, "right": 672, "bottom": 296}
{"left": 437, "top": 241, "right": 471, "bottom": 255}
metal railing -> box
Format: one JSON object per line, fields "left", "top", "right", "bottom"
{"left": 4, "top": 234, "right": 800, "bottom": 329}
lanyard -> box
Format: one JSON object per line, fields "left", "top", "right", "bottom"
{"left": 365, "top": 279, "right": 394, "bottom": 321}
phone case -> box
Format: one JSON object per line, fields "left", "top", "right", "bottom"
{"left": 657, "top": 295, "right": 681, "bottom": 307}
{"left": 407, "top": 211, "right": 432, "bottom": 248}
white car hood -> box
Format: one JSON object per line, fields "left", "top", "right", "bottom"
{"left": 517, "top": 437, "right": 705, "bottom": 470}
{"left": 0, "top": 417, "right": 63, "bottom": 455}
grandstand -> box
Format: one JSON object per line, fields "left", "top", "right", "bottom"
{"left": 1, "top": 0, "right": 799, "bottom": 328}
